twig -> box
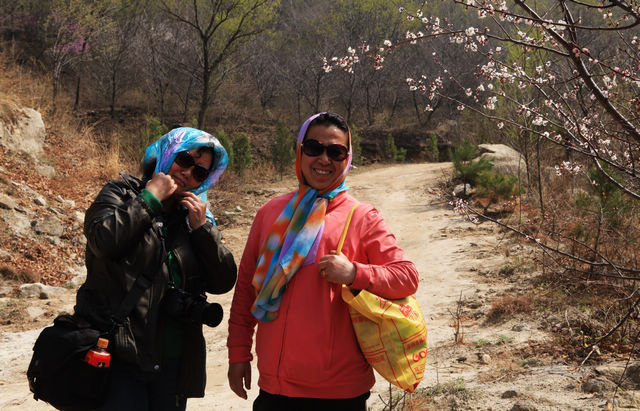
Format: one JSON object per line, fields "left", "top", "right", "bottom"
{"left": 588, "top": 294, "right": 640, "bottom": 348}
{"left": 614, "top": 328, "right": 640, "bottom": 397}
{"left": 579, "top": 345, "right": 600, "bottom": 366}
{"left": 565, "top": 309, "right": 574, "bottom": 336}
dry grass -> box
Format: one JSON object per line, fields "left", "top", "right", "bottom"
{"left": 485, "top": 295, "right": 534, "bottom": 324}
{"left": 0, "top": 49, "right": 50, "bottom": 112}
{"left": 0, "top": 95, "right": 27, "bottom": 128}
{"left": 0, "top": 264, "right": 40, "bottom": 284}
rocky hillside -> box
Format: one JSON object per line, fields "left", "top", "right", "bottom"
{"left": 0, "top": 102, "right": 107, "bottom": 302}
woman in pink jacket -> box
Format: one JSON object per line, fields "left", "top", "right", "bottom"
{"left": 227, "top": 112, "right": 419, "bottom": 410}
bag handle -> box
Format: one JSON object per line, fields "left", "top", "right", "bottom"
{"left": 336, "top": 203, "right": 359, "bottom": 255}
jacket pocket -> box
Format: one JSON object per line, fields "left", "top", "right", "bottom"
{"left": 111, "top": 318, "right": 138, "bottom": 365}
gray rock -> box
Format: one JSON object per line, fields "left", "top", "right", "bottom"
{"left": 66, "top": 266, "right": 87, "bottom": 288}
{"left": 582, "top": 376, "right": 616, "bottom": 393}
{"left": 0, "top": 286, "right": 14, "bottom": 297}
{"left": 19, "top": 283, "right": 66, "bottom": 299}
{"left": 522, "top": 358, "right": 542, "bottom": 367}
{"left": 0, "top": 208, "right": 32, "bottom": 236}
{"left": 48, "top": 206, "right": 63, "bottom": 215}
{"left": 512, "top": 323, "right": 531, "bottom": 332}
{"left": 453, "top": 183, "right": 472, "bottom": 197}
{"left": 478, "top": 143, "right": 526, "bottom": 179}
{"left": 73, "top": 211, "right": 84, "bottom": 224}
{"left": 32, "top": 195, "right": 47, "bottom": 207}
{"left": 478, "top": 353, "right": 491, "bottom": 364}
{"left": 19, "top": 283, "right": 46, "bottom": 298}
{"left": 0, "top": 106, "right": 46, "bottom": 158}
{"left": 53, "top": 195, "right": 74, "bottom": 207}
{"left": 35, "top": 164, "right": 56, "bottom": 178}
{"left": 32, "top": 216, "right": 64, "bottom": 236}
{"left": 68, "top": 274, "right": 87, "bottom": 288}
{"left": 46, "top": 235, "right": 65, "bottom": 247}
{"left": 26, "top": 306, "right": 46, "bottom": 319}
{"left": 618, "top": 390, "right": 640, "bottom": 408}
{"left": 626, "top": 363, "right": 640, "bottom": 384}
{"left": 0, "top": 248, "right": 11, "bottom": 259}
{"left": 0, "top": 193, "right": 18, "bottom": 210}
{"left": 501, "top": 390, "right": 518, "bottom": 398}
{"left": 510, "top": 401, "right": 538, "bottom": 411}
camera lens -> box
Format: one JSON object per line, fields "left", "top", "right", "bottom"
{"left": 162, "top": 288, "right": 223, "bottom": 328}
{"left": 201, "top": 303, "right": 223, "bottom": 327}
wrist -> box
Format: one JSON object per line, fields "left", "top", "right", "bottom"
{"left": 347, "top": 263, "right": 357, "bottom": 285}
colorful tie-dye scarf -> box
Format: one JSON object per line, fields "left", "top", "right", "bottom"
{"left": 251, "top": 113, "right": 352, "bottom": 321}
{"left": 143, "top": 127, "right": 228, "bottom": 225}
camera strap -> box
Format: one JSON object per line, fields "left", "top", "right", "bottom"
{"left": 111, "top": 217, "right": 168, "bottom": 326}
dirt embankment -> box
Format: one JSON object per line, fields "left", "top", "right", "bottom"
{"left": 1, "top": 162, "right": 633, "bottom": 410}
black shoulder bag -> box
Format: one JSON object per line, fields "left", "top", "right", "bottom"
{"left": 26, "top": 267, "right": 156, "bottom": 411}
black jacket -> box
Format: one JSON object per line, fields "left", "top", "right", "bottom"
{"left": 74, "top": 174, "right": 237, "bottom": 397}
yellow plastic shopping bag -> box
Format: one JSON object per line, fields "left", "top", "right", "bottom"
{"left": 337, "top": 203, "right": 427, "bottom": 393}
{"left": 341, "top": 287, "right": 427, "bottom": 392}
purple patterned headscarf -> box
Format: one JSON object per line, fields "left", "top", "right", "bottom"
{"left": 143, "top": 127, "right": 228, "bottom": 224}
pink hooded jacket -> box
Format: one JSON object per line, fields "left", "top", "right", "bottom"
{"left": 227, "top": 191, "right": 419, "bottom": 398}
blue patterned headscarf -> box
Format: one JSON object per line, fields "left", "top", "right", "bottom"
{"left": 251, "top": 112, "right": 352, "bottom": 321}
{"left": 143, "top": 127, "right": 228, "bottom": 225}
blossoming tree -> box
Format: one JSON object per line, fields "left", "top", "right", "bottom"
{"left": 325, "top": 0, "right": 640, "bottom": 345}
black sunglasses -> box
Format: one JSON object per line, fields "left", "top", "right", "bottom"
{"left": 301, "top": 139, "right": 348, "bottom": 161}
{"left": 174, "top": 151, "right": 210, "bottom": 182}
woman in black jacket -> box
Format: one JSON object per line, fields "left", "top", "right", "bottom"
{"left": 75, "top": 127, "right": 237, "bottom": 410}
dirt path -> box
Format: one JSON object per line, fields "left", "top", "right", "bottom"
{"left": 0, "top": 162, "right": 614, "bottom": 410}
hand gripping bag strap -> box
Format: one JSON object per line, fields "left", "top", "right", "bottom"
{"left": 338, "top": 203, "right": 427, "bottom": 393}
{"left": 336, "top": 203, "right": 360, "bottom": 255}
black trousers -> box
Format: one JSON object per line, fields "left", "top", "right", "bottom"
{"left": 253, "top": 389, "right": 370, "bottom": 411}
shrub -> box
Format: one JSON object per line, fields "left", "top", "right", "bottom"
{"left": 449, "top": 140, "right": 478, "bottom": 163}
{"left": 575, "top": 166, "right": 631, "bottom": 229}
{"left": 454, "top": 157, "right": 493, "bottom": 186}
{"left": 426, "top": 133, "right": 439, "bottom": 161}
{"left": 271, "top": 122, "right": 295, "bottom": 179}
{"left": 140, "top": 116, "right": 167, "bottom": 157}
{"left": 384, "top": 133, "right": 406, "bottom": 162}
{"left": 451, "top": 141, "right": 493, "bottom": 189}
{"left": 475, "top": 170, "right": 520, "bottom": 204}
{"left": 215, "top": 128, "right": 234, "bottom": 170}
{"left": 485, "top": 295, "right": 533, "bottom": 323}
{"left": 232, "top": 133, "right": 253, "bottom": 175}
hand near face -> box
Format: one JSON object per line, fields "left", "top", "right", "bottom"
{"left": 318, "top": 251, "right": 356, "bottom": 285}
{"left": 145, "top": 172, "right": 178, "bottom": 202}
{"left": 178, "top": 191, "right": 207, "bottom": 230}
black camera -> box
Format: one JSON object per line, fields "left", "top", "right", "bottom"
{"left": 162, "top": 288, "right": 223, "bottom": 328}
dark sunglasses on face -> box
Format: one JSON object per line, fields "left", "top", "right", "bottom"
{"left": 301, "top": 139, "right": 348, "bottom": 161}
{"left": 173, "top": 151, "right": 210, "bottom": 182}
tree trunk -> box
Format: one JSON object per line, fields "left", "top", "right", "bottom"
{"left": 411, "top": 92, "right": 422, "bottom": 125}
{"left": 110, "top": 72, "right": 116, "bottom": 119}
{"left": 182, "top": 77, "right": 193, "bottom": 124}
{"left": 387, "top": 94, "right": 399, "bottom": 124}
{"left": 51, "top": 76, "right": 59, "bottom": 115}
{"left": 73, "top": 41, "right": 88, "bottom": 112}
{"left": 365, "top": 85, "right": 373, "bottom": 125}
{"left": 198, "top": 42, "right": 211, "bottom": 128}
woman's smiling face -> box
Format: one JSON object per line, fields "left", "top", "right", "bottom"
{"left": 300, "top": 124, "right": 349, "bottom": 191}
